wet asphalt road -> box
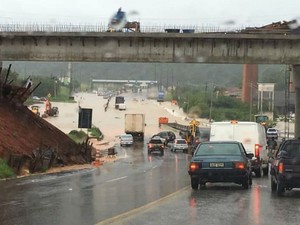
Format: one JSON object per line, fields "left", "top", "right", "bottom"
{"left": 1, "top": 92, "right": 300, "bottom": 225}
{"left": 0, "top": 142, "right": 191, "bottom": 225}
{"left": 1, "top": 143, "right": 300, "bottom": 225}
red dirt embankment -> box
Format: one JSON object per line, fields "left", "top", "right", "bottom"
{"left": 0, "top": 102, "right": 93, "bottom": 175}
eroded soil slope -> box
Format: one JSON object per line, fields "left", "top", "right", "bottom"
{"left": 0, "top": 102, "right": 92, "bottom": 174}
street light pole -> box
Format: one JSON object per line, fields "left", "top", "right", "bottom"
{"left": 249, "top": 83, "right": 252, "bottom": 121}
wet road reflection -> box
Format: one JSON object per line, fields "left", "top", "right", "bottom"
{"left": 109, "top": 176, "right": 300, "bottom": 225}
{"left": 0, "top": 142, "right": 190, "bottom": 225}
{"left": 2, "top": 141, "right": 300, "bottom": 225}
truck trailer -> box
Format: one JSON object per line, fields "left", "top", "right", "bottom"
{"left": 125, "top": 114, "right": 145, "bottom": 141}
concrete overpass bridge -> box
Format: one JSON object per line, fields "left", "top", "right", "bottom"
{"left": 1, "top": 27, "right": 300, "bottom": 137}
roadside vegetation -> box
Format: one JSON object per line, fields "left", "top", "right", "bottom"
{"left": 173, "top": 85, "right": 270, "bottom": 122}
{"left": 68, "top": 126, "right": 103, "bottom": 143}
{"left": 0, "top": 159, "right": 15, "bottom": 179}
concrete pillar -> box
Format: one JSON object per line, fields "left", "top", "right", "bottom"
{"left": 0, "top": 61, "right": 2, "bottom": 102}
{"left": 292, "top": 65, "right": 300, "bottom": 139}
{"left": 242, "top": 64, "right": 258, "bottom": 103}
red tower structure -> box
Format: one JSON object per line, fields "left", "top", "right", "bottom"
{"left": 242, "top": 64, "right": 258, "bottom": 103}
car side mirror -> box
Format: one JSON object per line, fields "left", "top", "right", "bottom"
{"left": 246, "top": 153, "right": 254, "bottom": 159}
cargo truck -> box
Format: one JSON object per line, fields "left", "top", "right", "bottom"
{"left": 125, "top": 114, "right": 145, "bottom": 141}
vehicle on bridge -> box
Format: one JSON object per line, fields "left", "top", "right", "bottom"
{"left": 108, "top": 8, "right": 127, "bottom": 32}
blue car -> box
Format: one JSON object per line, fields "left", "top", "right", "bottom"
{"left": 188, "top": 141, "right": 253, "bottom": 190}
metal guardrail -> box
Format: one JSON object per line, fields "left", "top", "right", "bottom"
{"left": 165, "top": 122, "right": 190, "bottom": 131}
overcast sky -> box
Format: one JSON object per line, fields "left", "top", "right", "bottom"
{"left": 0, "top": 0, "right": 299, "bottom": 27}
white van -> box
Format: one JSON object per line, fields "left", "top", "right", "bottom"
{"left": 209, "top": 121, "right": 268, "bottom": 177}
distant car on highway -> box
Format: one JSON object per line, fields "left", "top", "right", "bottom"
{"left": 171, "top": 139, "right": 189, "bottom": 153}
{"left": 32, "top": 96, "right": 40, "bottom": 101}
{"left": 147, "top": 136, "right": 165, "bottom": 156}
{"left": 188, "top": 141, "right": 253, "bottom": 190}
{"left": 119, "top": 134, "right": 133, "bottom": 147}
{"left": 270, "top": 138, "right": 300, "bottom": 196}
{"left": 153, "top": 131, "right": 176, "bottom": 146}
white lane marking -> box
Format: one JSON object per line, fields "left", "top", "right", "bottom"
{"left": 106, "top": 176, "right": 128, "bottom": 183}
{"left": 152, "top": 165, "right": 158, "bottom": 169}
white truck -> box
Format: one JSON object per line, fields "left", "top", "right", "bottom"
{"left": 125, "top": 114, "right": 145, "bottom": 141}
{"left": 209, "top": 121, "right": 268, "bottom": 177}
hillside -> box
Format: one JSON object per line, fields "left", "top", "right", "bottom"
{"left": 0, "top": 102, "right": 93, "bottom": 175}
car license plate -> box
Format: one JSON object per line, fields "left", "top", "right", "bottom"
{"left": 210, "top": 163, "right": 224, "bottom": 168}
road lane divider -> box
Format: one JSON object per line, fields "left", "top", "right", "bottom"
{"left": 95, "top": 186, "right": 189, "bottom": 225}
{"left": 106, "top": 176, "right": 128, "bottom": 183}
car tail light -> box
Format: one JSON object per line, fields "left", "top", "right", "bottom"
{"left": 189, "top": 162, "right": 201, "bottom": 171}
{"left": 234, "top": 162, "right": 245, "bottom": 169}
{"left": 161, "top": 144, "right": 165, "bottom": 148}
{"left": 148, "top": 143, "right": 152, "bottom": 148}
{"left": 279, "top": 162, "right": 284, "bottom": 174}
{"left": 255, "top": 144, "right": 261, "bottom": 157}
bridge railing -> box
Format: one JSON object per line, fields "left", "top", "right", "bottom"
{"left": 0, "top": 23, "right": 241, "bottom": 33}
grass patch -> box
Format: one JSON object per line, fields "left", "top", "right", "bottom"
{"left": 68, "top": 130, "right": 88, "bottom": 143}
{"left": 68, "top": 126, "right": 103, "bottom": 143}
{"left": 88, "top": 126, "right": 103, "bottom": 140}
{"left": 0, "top": 159, "right": 14, "bottom": 179}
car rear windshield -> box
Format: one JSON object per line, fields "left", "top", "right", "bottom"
{"left": 150, "top": 139, "right": 163, "bottom": 144}
{"left": 176, "top": 140, "right": 187, "bottom": 144}
{"left": 282, "top": 143, "right": 300, "bottom": 157}
{"left": 121, "top": 135, "right": 132, "bottom": 140}
{"left": 195, "top": 143, "right": 242, "bottom": 156}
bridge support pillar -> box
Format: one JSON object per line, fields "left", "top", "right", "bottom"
{"left": 293, "top": 65, "right": 300, "bottom": 139}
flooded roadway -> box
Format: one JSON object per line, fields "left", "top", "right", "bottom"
{"left": 1, "top": 92, "right": 300, "bottom": 225}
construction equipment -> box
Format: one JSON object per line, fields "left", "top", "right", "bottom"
{"left": 31, "top": 105, "right": 40, "bottom": 116}
{"left": 42, "top": 99, "right": 59, "bottom": 117}
{"left": 165, "top": 119, "right": 202, "bottom": 153}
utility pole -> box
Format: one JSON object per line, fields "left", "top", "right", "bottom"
{"left": 67, "top": 62, "right": 73, "bottom": 95}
